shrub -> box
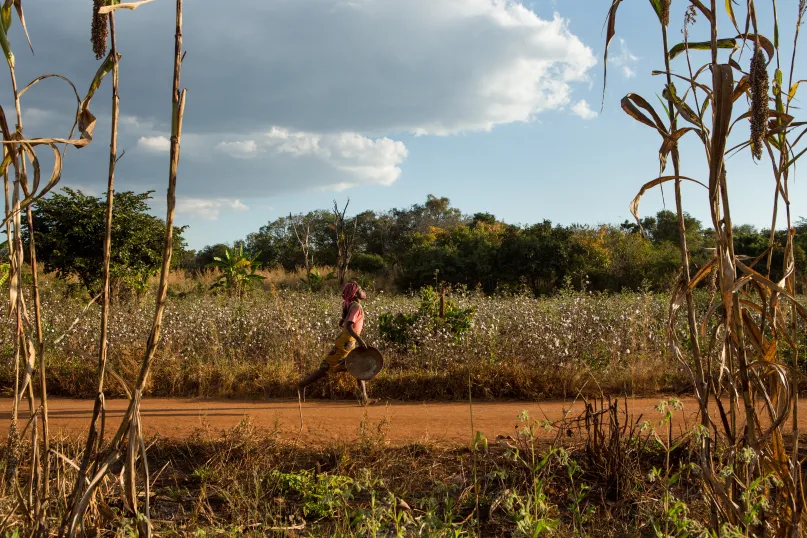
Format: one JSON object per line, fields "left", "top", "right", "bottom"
{"left": 379, "top": 285, "right": 475, "bottom": 350}
{"left": 351, "top": 252, "right": 386, "bottom": 274}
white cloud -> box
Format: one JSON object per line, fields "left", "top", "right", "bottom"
{"left": 270, "top": 128, "right": 408, "bottom": 188}
{"left": 175, "top": 198, "right": 249, "bottom": 221}
{"left": 571, "top": 100, "right": 597, "bottom": 120}
{"left": 121, "top": 115, "right": 159, "bottom": 131}
{"left": 110, "top": 0, "right": 597, "bottom": 137}
{"left": 17, "top": 0, "right": 598, "bottom": 201}
{"left": 611, "top": 39, "right": 638, "bottom": 80}
{"left": 22, "top": 107, "right": 54, "bottom": 126}
{"left": 137, "top": 135, "right": 171, "bottom": 153}
{"left": 208, "top": 127, "right": 409, "bottom": 190}
{"left": 216, "top": 140, "right": 261, "bottom": 159}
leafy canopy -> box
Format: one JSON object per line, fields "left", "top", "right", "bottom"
{"left": 24, "top": 187, "right": 187, "bottom": 295}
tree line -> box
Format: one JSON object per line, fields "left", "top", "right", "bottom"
{"left": 189, "top": 194, "right": 807, "bottom": 295}
{"left": 7, "top": 188, "right": 806, "bottom": 296}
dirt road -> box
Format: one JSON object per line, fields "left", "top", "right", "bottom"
{"left": 2, "top": 396, "right": 806, "bottom": 446}
{"left": 0, "top": 396, "right": 673, "bottom": 445}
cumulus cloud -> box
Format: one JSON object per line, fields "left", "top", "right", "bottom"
{"left": 571, "top": 100, "right": 597, "bottom": 120}
{"left": 216, "top": 140, "right": 261, "bottom": 159}
{"left": 137, "top": 136, "right": 171, "bottom": 153}
{"left": 261, "top": 127, "right": 408, "bottom": 188}
{"left": 611, "top": 39, "right": 638, "bottom": 79}
{"left": 19, "top": 0, "right": 595, "bottom": 136}
{"left": 175, "top": 198, "right": 249, "bottom": 221}
{"left": 16, "top": 0, "right": 596, "bottom": 202}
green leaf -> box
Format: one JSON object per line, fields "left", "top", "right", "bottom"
{"left": 1, "top": 4, "right": 11, "bottom": 32}
{"left": 789, "top": 80, "right": 806, "bottom": 101}
{"left": 773, "top": 0, "right": 780, "bottom": 49}
{"left": 648, "top": 0, "right": 663, "bottom": 23}
{"left": 725, "top": 0, "right": 740, "bottom": 33}
{"left": 656, "top": 94, "right": 671, "bottom": 121}
{"left": 668, "top": 39, "right": 737, "bottom": 60}
{"left": 0, "top": 14, "right": 13, "bottom": 68}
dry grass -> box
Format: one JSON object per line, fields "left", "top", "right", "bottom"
{"left": 0, "top": 400, "right": 720, "bottom": 537}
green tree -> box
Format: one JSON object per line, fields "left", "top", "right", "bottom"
{"left": 24, "top": 187, "right": 187, "bottom": 295}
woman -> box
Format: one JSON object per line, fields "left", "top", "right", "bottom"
{"left": 297, "top": 281, "right": 375, "bottom": 406}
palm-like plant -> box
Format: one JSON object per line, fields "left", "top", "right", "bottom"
{"left": 206, "top": 245, "right": 265, "bottom": 296}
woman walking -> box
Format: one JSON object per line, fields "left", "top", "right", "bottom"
{"left": 297, "top": 281, "right": 376, "bottom": 406}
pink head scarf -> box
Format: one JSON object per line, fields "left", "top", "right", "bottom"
{"left": 341, "top": 281, "right": 360, "bottom": 314}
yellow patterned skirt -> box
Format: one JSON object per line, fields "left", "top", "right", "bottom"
{"left": 321, "top": 328, "right": 356, "bottom": 373}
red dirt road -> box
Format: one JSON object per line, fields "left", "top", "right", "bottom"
{"left": 3, "top": 396, "right": 807, "bottom": 446}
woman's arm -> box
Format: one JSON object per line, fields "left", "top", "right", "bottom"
{"left": 345, "top": 321, "right": 367, "bottom": 348}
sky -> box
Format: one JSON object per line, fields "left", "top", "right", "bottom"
{"left": 1, "top": 0, "right": 804, "bottom": 250}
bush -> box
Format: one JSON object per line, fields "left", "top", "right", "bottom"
{"left": 351, "top": 253, "right": 387, "bottom": 274}
{"left": 379, "top": 285, "right": 476, "bottom": 350}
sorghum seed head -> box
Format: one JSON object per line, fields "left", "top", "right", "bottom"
{"left": 749, "top": 45, "right": 769, "bottom": 161}
{"left": 661, "top": 0, "right": 671, "bottom": 26}
{"left": 684, "top": 5, "right": 697, "bottom": 27}
{"left": 92, "top": 0, "right": 108, "bottom": 60}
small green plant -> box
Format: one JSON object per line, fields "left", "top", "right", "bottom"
{"left": 300, "top": 266, "right": 335, "bottom": 292}
{"left": 379, "top": 285, "right": 476, "bottom": 349}
{"left": 644, "top": 399, "right": 702, "bottom": 538}
{"left": 206, "top": 245, "right": 265, "bottom": 297}
{"left": 270, "top": 469, "right": 355, "bottom": 519}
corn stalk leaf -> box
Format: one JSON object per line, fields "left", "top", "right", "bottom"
{"left": 78, "top": 51, "right": 119, "bottom": 144}
{"left": 622, "top": 93, "right": 667, "bottom": 133}
{"left": 709, "top": 65, "right": 734, "bottom": 198}
{"left": 601, "top": 0, "right": 624, "bottom": 108}
{"left": 735, "top": 261, "right": 807, "bottom": 320}
{"left": 736, "top": 33, "right": 775, "bottom": 64}
{"left": 725, "top": 0, "right": 740, "bottom": 33}
{"left": 0, "top": 11, "right": 13, "bottom": 67}
{"left": 0, "top": 141, "right": 62, "bottom": 232}
{"left": 0, "top": 3, "right": 10, "bottom": 31}
{"left": 659, "top": 128, "right": 698, "bottom": 174}
{"left": 789, "top": 80, "right": 806, "bottom": 101}
{"left": 630, "top": 175, "right": 708, "bottom": 224}
{"left": 98, "top": 0, "right": 156, "bottom": 14}
{"left": 668, "top": 39, "right": 737, "bottom": 60}
{"left": 732, "top": 75, "right": 750, "bottom": 102}
{"left": 15, "top": 337, "right": 35, "bottom": 405}
{"left": 662, "top": 86, "right": 702, "bottom": 127}
{"left": 648, "top": 0, "right": 663, "bottom": 23}
{"left": 12, "top": 1, "right": 31, "bottom": 54}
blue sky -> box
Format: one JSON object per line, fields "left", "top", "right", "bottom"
{"left": 2, "top": 0, "right": 804, "bottom": 250}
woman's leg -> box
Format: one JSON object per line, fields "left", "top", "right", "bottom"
{"left": 357, "top": 379, "right": 368, "bottom": 403}
{"left": 297, "top": 366, "right": 328, "bottom": 400}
